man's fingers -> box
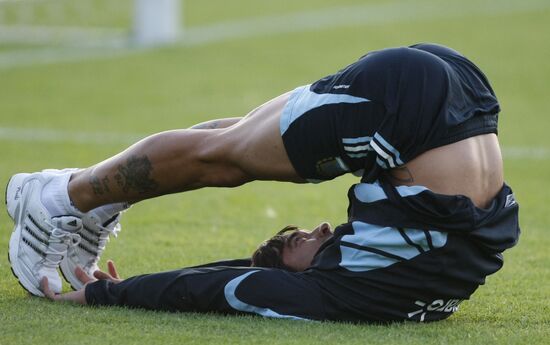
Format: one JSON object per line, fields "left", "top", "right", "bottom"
{"left": 92, "top": 260, "right": 122, "bottom": 283}
{"left": 75, "top": 266, "right": 94, "bottom": 284}
{"left": 93, "top": 270, "right": 113, "bottom": 281}
{"left": 107, "top": 260, "right": 120, "bottom": 279}
{"left": 40, "top": 277, "right": 58, "bottom": 301}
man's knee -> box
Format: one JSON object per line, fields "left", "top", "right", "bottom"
{"left": 194, "top": 131, "right": 251, "bottom": 187}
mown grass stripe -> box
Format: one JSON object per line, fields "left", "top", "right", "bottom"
{"left": 0, "top": 0, "right": 548, "bottom": 69}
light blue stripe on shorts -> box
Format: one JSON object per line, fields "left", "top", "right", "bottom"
{"left": 279, "top": 84, "right": 371, "bottom": 135}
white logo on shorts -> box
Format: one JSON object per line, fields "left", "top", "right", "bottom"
{"left": 505, "top": 193, "right": 517, "bottom": 208}
{"left": 407, "top": 298, "right": 462, "bottom": 322}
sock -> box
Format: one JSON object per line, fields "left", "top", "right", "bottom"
{"left": 88, "top": 202, "right": 131, "bottom": 226}
{"left": 41, "top": 171, "right": 130, "bottom": 223}
{"left": 41, "top": 172, "right": 82, "bottom": 217}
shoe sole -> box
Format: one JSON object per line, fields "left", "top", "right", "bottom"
{"left": 6, "top": 174, "right": 45, "bottom": 297}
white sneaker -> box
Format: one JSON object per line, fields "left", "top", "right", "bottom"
{"left": 6, "top": 173, "right": 82, "bottom": 297}
{"left": 60, "top": 213, "right": 122, "bottom": 290}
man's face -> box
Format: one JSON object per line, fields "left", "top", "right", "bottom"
{"left": 281, "top": 222, "right": 333, "bottom": 272}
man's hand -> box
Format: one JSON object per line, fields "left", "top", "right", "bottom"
{"left": 41, "top": 278, "right": 87, "bottom": 304}
{"left": 40, "top": 260, "right": 123, "bottom": 304}
{"left": 92, "top": 260, "right": 122, "bottom": 284}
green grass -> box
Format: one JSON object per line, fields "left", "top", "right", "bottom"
{"left": 0, "top": 0, "right": 133, "bottom": 28}
{"left": 0, "top": 0, "right": 370, "bottom": 29}
{"left": 1, "top": 1, "right": 549, "bottom": 344}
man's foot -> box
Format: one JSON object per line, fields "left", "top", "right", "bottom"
{"left": 60, "top": 212, "right": 123, "bottom": 290}
{"left": 6, "top": 173, "right": 82, "bottom": 296}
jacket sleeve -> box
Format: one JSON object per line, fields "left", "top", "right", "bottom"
{"left": 84, "top": 265, "right": 253, "bottom": 313}
{"left": 84, "top": 265, "right": 326, "bottom": 320}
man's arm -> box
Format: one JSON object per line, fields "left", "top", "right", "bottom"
{"left": 41, "top": 259, "right": 252, "bottom": 307}
{"left": 43, "top": 262, "right": 326, "bottom": 320}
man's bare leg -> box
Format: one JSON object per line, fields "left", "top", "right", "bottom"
{"left": 5, "top": 91, "right": 302, "bottom": 295}
{"left": 190, "top": 117, "right": 242, "bottom": 130}
{"left": 68, "top": 92, "right": 302, "bottom": 212}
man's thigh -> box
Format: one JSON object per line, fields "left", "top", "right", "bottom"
{"left": 214, "top": 92, "right": 305, "bottom": 182}
{"left": 216, "top": 86, "right": 381, "bottom": 184}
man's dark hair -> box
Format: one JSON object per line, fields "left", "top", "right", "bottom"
{"left": 251, "top": 225, "right": 298, "bottom": 271}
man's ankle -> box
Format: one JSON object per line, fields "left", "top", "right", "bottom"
{"left": 41, "top": 171, "right": 83, "bottom": 217}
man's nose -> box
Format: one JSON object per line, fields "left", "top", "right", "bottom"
{"left": 313, "top": 222, "right": 331, "bottom": 238}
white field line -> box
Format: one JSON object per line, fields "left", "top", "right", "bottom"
{"left": 501, "top": 147, "right": 550, "bottom": 160}
{"left": 179, "top": 0, "right": 550, "bottom": 46}
{"left": 0, "top": 26, "right": 128, "bottom": 46}
{"left": 0, "top": 126, "right": 548, "bottom": 160}
{"left": 0, "top": 126, "right": 144, "bottom": 145}
{"left": 0, "top": 0, "right": 549, "bottom": 69}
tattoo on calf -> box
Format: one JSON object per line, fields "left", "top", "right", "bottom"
{"left": 89, "top": 175, "right": 112, "bottom": 196}
{"left": 101, "top": 176, "right": 111, "bottom": 193}
{"left": 114, "top": 155, "right": 158, "bottom": 194}
{"left": 89, "top": 176, "right": 104, "bottom": 195}
{"left": 191, "top": 120, "right": 220, "bottom": 130}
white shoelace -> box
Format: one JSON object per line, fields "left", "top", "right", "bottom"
{"left": 95, "top": 220, "right": 121, "bottom": 246}
{"left": 100, "top": 221, "right": 121, "bottom": 238}
{"left": 43, "top": 226, "right": 81, "bottom": 269}
{"left": 76, "top": 219, "right": 120, "bottom": 265}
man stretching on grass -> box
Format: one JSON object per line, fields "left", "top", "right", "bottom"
{"left": 41, "top": 182, "right": 518, "bottom": 323}
{"left": 6, "top": 43, "right": 519, "bottom": 322}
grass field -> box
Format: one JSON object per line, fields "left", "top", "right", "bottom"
{"left": 1, "top": 0, "right": 549, "bottom": 344}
